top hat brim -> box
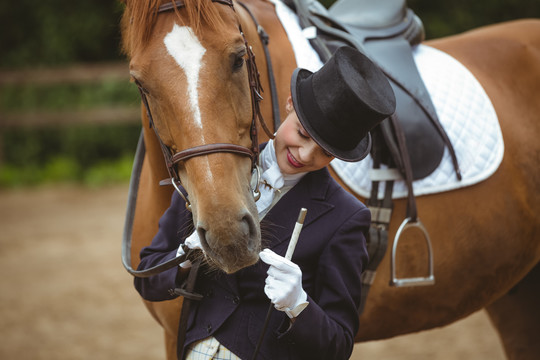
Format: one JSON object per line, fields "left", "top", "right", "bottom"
{"left": 291, "top": 68, "right": 372, "bottom": 162}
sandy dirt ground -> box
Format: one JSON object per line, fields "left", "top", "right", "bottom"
{"left": 0, "top": 185, "right": 507, "bottom": 359}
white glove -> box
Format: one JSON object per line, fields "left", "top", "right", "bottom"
{"left": 176, "top": 231, "right": 203, "bottom": 268}
{"left": 185, "top": 231, "right": 202, "bottom": 251}
{"left": 259, "top": 249, "right": 309, "bottom": 318}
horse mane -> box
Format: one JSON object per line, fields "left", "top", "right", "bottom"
{"left": 120, "top": 0, "right": 228, "bottom": 57}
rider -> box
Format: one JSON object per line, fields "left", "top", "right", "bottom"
{"left": 134, "top": 46, "right": 396, "bottom": 360}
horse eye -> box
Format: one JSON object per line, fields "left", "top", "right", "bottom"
{"left": 233, "top": 55, "right": 245, "bottom": 71}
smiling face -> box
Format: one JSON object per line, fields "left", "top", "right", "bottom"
{"left": 274, "top": 96, "right": 334, "bottom": 175}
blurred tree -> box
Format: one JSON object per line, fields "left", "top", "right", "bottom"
{"left": 0, "top": 0, "right": 124, "bottom": 68}
{"left": 1, "top": 0, "right": 538, "bottom": 68}
{"left": 321, "top": 0, "right": 538, "bottom": 39}
{"left": 408, "top": 0, "right": 540, "bottom": 39}
{"left": 0, "top": 0, "right": 538, "bottom": 187}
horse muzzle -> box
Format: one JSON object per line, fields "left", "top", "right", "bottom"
{"left": 196, "top": 208, "right": 261, "bottom": 274}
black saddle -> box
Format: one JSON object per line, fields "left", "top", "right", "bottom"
{"left": 285, "top": 0, "right": 462, "bottom": 310}
{"left": 286, "top": 0, "right": 461, "bottom": 181}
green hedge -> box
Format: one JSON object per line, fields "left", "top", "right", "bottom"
{"left": 408, "top": 0, "right": 539, "bottom": 39}
{"left": 0, "top": 124, "right": 141, "bottom": 187}
{"left": 1, "top": 81, "right": 138, "bottom": 112}
{"left": 0, "top": 77, "right": 141, "bottom": 188}
{"left": 1, "top": 0, "right": 537, "bottom": 188}
{"left": 2, "top": 0, "right": 537, "bottom": 68}
{"left": 0, "top": 0, "right": 124, "bottom": 68}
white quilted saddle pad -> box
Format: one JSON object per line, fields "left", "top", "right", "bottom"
{"left": 270, "top": 0, "right": 504, "bottom": 199}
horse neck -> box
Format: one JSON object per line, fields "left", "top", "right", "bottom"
{"left": 236, "top": 0, "right": 298, "bottom": 140}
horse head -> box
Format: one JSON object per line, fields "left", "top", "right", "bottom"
{"left": 121, "top": 0, "right": 262, "bottom": 273}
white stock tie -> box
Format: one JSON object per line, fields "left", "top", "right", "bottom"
{"left": 257, "top": 140, "right": 284, "bottom": 214}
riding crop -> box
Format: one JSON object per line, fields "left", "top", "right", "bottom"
{"left": 251, "top": 207, "right": 308, "bottom": 360}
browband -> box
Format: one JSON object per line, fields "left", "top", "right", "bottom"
{"left": 158, "top": 0, "right": 233, "bottom": 13}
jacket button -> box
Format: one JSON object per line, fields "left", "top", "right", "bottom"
{"left": 232, "top": 296, "right": 240, "bottom": 304}
{"left": 207, "top": 324, "right": 212, "bottom": 333}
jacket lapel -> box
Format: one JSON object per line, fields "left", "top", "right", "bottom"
{"left": 262, "top": 167, "right": 334, "bottom": 250}
{"left": 221, "top": 167, "right": 334, "bottom": 295}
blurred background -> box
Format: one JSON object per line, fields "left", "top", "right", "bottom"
{"left": 1, "top": 0, "right": 539, "bottom": 187}
{"left": 0, "top": 1, "right": 538, "bottom": 359}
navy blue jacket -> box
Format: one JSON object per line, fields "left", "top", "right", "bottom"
{"left": 135, "top": 166, "right": 370, "bottom": 360}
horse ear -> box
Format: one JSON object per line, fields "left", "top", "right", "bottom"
{"left": 118, "top": 0, "right": 127, "bottom": 4}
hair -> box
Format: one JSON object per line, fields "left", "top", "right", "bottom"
{"left": 120, "top": 0, "right": 228, "bottom": 57}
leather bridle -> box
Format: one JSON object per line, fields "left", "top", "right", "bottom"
{"left": 135, "top": 0, "right": 274, "bottom": 210}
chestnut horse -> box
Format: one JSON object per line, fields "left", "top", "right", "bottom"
{"left": 120, "top": 0, "right": 540, "bottom": 358}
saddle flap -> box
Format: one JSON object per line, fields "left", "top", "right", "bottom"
{"left": 329, "top": 0, "right": 406, "bottom": 29}
{"left": 288, "top": 0, "right": 460, "bottom": 180}
{"left": 365, "top": 38, "right": 445, "bottom": 179}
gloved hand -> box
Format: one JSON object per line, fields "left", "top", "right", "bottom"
{"left": 177, "top": 231, "right": 203, "bottom": 268}
{"left": 185, "top": 231, "right": 202, "bottom": 251}
{"left": 259, "top": 249, "right": 309, "bottom": 318}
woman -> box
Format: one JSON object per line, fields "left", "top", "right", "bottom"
{"left": 135, "top": 46, "right": 396, "bottom": 360}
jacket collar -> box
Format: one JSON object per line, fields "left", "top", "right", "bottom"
{"left": 261, "top": 166, "right": 334, "bottom": 249}
{"left": 220, "top": 166, "right": 335, "bottom": 295}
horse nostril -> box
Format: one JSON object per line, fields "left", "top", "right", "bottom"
{"left": 240, "top": 216, "right": 250, "bottom": 237}
{"left": 242, "top": 213, "right": 259, "bottom": 252}
{"left": 196, "top": 227, "right": 208, "bottom": 251}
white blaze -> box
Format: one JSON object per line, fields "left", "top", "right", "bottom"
{"left": 164, "top": 24, "right": 206, "bottom": 128}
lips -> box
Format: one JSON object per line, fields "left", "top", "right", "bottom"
{"left": 287, "top": 149, "right": 304, "bottom": 168}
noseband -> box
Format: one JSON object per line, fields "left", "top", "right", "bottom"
{"left": 136, "top": 0, "right": 273, "bottom": 210}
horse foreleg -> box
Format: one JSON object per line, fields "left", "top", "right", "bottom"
{"left": 142, "top": 298, "right": 181, "bottom": 360}
{"left": 486, "top": 262, "right": 540, "bottom": 360}
{"left": 164, "top": 331, "right": 178, "bottom": 360}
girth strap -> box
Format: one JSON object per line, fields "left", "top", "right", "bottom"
{"left": 362, "top": 129, "right": 392, "bottom": 314}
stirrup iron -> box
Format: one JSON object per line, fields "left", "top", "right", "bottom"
{"left": 390, "top": 217, "right": 435, "bottom": 287}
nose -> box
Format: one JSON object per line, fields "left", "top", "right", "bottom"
{"left": 298, "top": 141, "right": 318, "bottom": 163}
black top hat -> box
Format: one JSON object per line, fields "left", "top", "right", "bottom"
{"left": 290, "top": 46, "right": 396, "bottom": 162}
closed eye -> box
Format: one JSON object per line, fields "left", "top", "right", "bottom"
{"left": 298, "top": 128, "right": 333, "bottom": 157}
{"left": 297, "top": 129, "right": 309, "bottom": 139}
{"left": 232, "top": 48, "right": 247, "bottom": 72}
